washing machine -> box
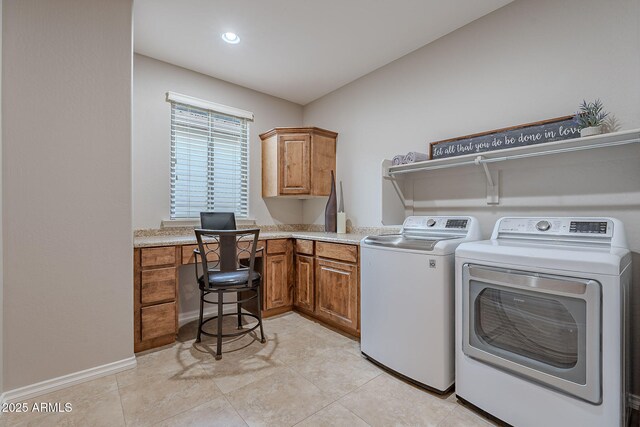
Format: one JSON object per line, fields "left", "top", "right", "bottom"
{"left": 455, "top": 217, "right": 631, "bottom": 427}
{"left": 360, "top": 215, "right": 481, "bottom": 392}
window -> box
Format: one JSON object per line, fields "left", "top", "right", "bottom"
{"left": 167, "top": 92, "right": 252, "bottom": 219}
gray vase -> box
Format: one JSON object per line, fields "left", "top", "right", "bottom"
{"left": 324, "top": 171, "right": 337, "bottom": 232}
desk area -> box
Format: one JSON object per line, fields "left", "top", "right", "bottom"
{"left": 133, "top": 228, "right": 380, "bottom": 352}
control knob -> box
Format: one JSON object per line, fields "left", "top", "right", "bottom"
{"left": 536, "top": 220, "right": 551, "bottom": 232}
{"left": 426, "top": 219, "right": 436, "bottom": 227}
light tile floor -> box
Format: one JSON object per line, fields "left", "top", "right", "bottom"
{"left": 1, "top": 312, "right": 498, "bottom": 426}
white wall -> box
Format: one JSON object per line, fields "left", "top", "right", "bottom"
{"left": 302, "top": 0, "right": 640, "bottom": 394}
{"left": 133, "top": 54, "right": 304, "bottom": 229}
{"left": 303, "top": 0, "right": 640, "bottom": 227}
{"left": 2, "top": 0, "right": 133, "bottom": 391}
{"left": 0, "top": 0, "right": 4, "bottom": 395}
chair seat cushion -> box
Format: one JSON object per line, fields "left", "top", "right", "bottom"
{"left": 198, "top": 269, "right": 261, "bottom": 288}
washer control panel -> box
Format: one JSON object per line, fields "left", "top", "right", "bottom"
{"left": 402, "top": 216, "right": 470, "bottom": 231}
{"left": 497, "top": 217, "right": 613, "bottom": 238}
{"left": 446, "top": 219, "right": 469, "bottom": 229}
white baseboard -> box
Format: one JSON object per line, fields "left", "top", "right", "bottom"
{"left": 179, "top": 305, "right": 240, "bottom": 326}
{"left": 0, "top": 356, "right": 136, "bottom": 404}
{"left": 629, "top": 393, "right": 640, "bottom": 410}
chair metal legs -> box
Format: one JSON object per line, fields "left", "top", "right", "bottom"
{"left": 196, "top": 289, "right": 204, "bottom": 343}
{"left": 195, "top": 285, "right": 266, "bottom": 359}
{"left": 216, "top": 290, "right": 224, "bottom": 360}
{"left": 257, "top": 281, "right": 266, "bottom": 343}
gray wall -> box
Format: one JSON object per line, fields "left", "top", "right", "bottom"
{"left": 2, "top": 0, "right": 133, "bottom": 390}
{"left": 302, "top": 0, "right": 640, "bottom": 395}
{"left": 133, "top": 54, "right": 304, "bottom": 229}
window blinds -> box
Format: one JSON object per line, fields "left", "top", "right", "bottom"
{"left": 169, "top": 100, "right": 249, "bottom": 219}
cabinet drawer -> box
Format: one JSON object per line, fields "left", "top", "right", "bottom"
{"left": 141, "top": 302, "right": 176, "bottom": 341}
{"left": 181, "top": 244, "right": 220, "bottom": 265}
{"left": 182, "top": 241, "right": 264, "bottom": 264}
{"left": 295, "top": 239, "right": 314, "bottom": 255}
{"left": 316, "top": 241, "right": 358, "bottom": 263}
{"left": 141, "top": 247, "right": 176, "bottom": 267}
{"left": 238, "top": 239, "right": 263, "bottom": 259}
{"left": 267, "top": 239, "right": 289, "bottom": 254}
{"left": 141, "top": 267, "right": 176, "bottom": 305}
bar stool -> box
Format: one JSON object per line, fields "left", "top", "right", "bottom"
{"left": 194, "top": 228, "right": 266, "bottom": 359}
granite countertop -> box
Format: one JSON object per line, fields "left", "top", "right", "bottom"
{"left": 133, "top": 227, "right": 399, "bottom": 248}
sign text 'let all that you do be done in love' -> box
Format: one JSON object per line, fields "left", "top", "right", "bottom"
{"left": 429, "top": 116, "right": 580, "bottom": 160}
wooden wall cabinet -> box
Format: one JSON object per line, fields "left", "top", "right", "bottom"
{"left": 260, "top": 127, "right": 337, "bottom": 198}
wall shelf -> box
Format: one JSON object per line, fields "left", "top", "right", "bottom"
{"left": 383, "top": 128, "right": 640, "bottom": 205}
{"left": 386, "top": 128, "right": 640, "bottom": 176}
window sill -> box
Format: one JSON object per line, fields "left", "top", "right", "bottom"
{"left": 161, "top": 218, "right": 257, "bottom": 228}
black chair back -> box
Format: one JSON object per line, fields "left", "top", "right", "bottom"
{"left": 194, "top": 229, "right": 260, "bottom": 286}
{"left": 200, "top": 212, "right": 236, "bottom": 230}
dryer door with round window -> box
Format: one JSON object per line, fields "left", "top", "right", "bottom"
{"left": 462, "top": 264, "right": 601, "bottom": 404}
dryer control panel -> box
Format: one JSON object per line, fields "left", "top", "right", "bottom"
{"left": 492, "top": 217, "right": 627, "bottom": 247}
{"left": 497, "top": 217, "right": 613, "bottom": 237}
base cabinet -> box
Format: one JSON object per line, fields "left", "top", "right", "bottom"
{"left": 315, "top": 258, "right": 358, "bottom": 333}
{"left": 134, "top": 247, "right": 180, "bottom": 353}
{"left": 293, "top": 239, "right": 360, "bottom": 336}
{"left": 133, "top": 238, "right": 359, "bottom": 353}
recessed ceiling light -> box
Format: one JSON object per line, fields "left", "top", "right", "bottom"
{"left": 221, "top": 32, "right": 240, "bottom": 44}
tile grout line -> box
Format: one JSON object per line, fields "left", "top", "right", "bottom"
{"left": 273, "top": 322, "right": 382, "bottom": 426}
{"left": 116, "top": 358, "right": 222, "bottom": 426}
{"left": 223, "top": 362, "right": 337, "bottom": 427}
{"left": 221, "top": 362, "right": 290, "bottom": 423}
{"left": 284, "top": 353, "right": 382, "bottom": 403}
{"left": 222, "top": 394, "right": 250, "bottom": 427}
{"left": 114, "top": 378, "right": 129, "bottom": 427}
{"left": 434, "top": 402, "right": 459, "bottom": 427}
{"left": 336, "top": 401, "right": 374, "bottom": 427}
{"left": 148, "top": 363, "right": 228, "bottom": 425}
{"left": 287, "top": 356, "right": 383, "bottom": 426}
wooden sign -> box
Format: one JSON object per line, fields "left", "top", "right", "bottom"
{"left": 429, "top": 116, "right": 580, "bottom": 160}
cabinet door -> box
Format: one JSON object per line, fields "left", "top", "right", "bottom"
{"left": 295, "top": 255, "right": 315, "bottom": 311}
{"left": 315, "top": 258, "right": 358, "bottom": 332}
{"left": 278, "top": 133, "right": 311, "bottom": 195}
{"left": 265, "top": 253, "right": 293, "bottom": 310}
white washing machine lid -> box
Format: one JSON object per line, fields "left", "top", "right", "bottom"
{"left": 361, "top": 215, "right": 482, "bottom": 256}
{"left": 362, "top": 234, "right": 474, "bottom": 256}
{"left": 456, "top": 239, "right": 630, "bottom": 276}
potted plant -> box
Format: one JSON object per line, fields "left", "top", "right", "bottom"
{"left": 575, "top": 99, "right": 609, "bottom": 137}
